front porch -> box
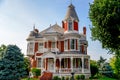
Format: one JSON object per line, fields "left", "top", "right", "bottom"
{"left": 35, "top": 52, "right": 91, "bottom": 77}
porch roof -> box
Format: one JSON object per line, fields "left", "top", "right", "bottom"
{"left": 41, "top": 52, "right": 56, "bottom": 58}
{"left": 57, "top": 53, "right": 90, "bottom": 58}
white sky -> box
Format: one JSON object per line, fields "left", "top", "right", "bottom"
{"left": 0, "top": 0, "right": 113, "bottom": 61}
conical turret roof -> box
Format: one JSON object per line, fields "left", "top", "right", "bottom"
{"left": 64, "top": 4, "right": 79, "bottom": 21}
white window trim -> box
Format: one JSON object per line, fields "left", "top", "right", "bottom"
{"left": 27, "top": 42, "right": 35, "bottom": 54}
{"left": 37, "top": 58, "right": 41, "bottom": 68}
{"left": 64, "top": 39, "right": 68, "bottom": 51}
{"left": 70, "top": 39, "right": 76, "bottom": 51}
{"left": 38, "top": 42, "right": 44, "bottom": 53}
{"left": 68, "top": 20, "right": 73, "bottom": 31}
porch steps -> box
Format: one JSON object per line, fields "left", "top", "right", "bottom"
{"left": 39, "top": 71, "right": 53, "bottom": 80}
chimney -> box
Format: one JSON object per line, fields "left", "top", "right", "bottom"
{"left": 83, "top": 26, "right": 86, "bottom": 35}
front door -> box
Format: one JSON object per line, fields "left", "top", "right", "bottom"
{"left": 48, "top": 58, "right": 54, "bottom": 72}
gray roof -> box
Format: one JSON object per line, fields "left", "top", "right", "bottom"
{"left": 40, "top": 23, "right": 64, "bottom": 34}
{"left": 64, "top": 4, "right": 79, "bottom": 21}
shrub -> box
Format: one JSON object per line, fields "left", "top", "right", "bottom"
{"left": 80, "top": 75, "right": 85, "bottom": 80}
{"left": 31, "top": 68, "right": 41, "bottom": 77}
{"left": 66, "top": 76, "right": 69, "bottom": 80}
{"left": 61, "top": 76, "right": 65, "bottom": 80}
{"left": 53, "top": 76, "right": 61, "bottom": 80}
{"left": 75, "top": 75, "right": 80, "bottom": 80}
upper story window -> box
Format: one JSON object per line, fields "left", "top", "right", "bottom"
{"left": 68, "top": 20, "right": 72, "bottom": 31}
{"left": 52, "top": 42, "right": 55, "bottom": 48}
{"left": 64, "top": 39, "right": 68, "bottom": 50}
{"left": 38, "top": 43, "right": 43, "bottom": 52}
{"left": 70, "top": 39, "right": 76, "bottom": 50}
{"left": 27, "top": 42, "right": 34, "bottom": 54}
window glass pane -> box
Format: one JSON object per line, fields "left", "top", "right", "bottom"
{"left": 68, "top": 20, "right": 72, "bottom": 31}
{"left": 28, "top": 42, "right": 34, "bottom": 54}
{"left": 37, "top": 58, "right": 41, "bottom": 68}
{"left": 84, "top": 58, "right": 88, "bottom": 69}
{"left": 52, "top": 42, "right": 55, "bottom": 48}
{"left": 38, "top": 43, "right": 43, "bottom": 52}
{"left": 71, "top": 39, "right": 76, "bottom": 49}
{"left": 65, "top": 40, "right": 68, "bottom": 50}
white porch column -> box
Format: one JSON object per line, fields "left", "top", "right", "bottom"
{"left": 55, "top": 37, "right": 57, "bottom": 49}
{"left": 59, "top": 58, "right": 61, "bottom": 73}
{"left": 41, "top": 58, "right": 43, "bottom": 72}
{"left": 88, "top": 57, "right": 90, "bottom": 72}
{"left": 54, "top": 58, "right": 56, "bottom": 73}
{"left": 71, "top": 57, "right": 73, "bottom": 72}
{"left": 82, "top": 57, "right": 84, "bottom": 73}
{"left": 45, "top": 58, "right": 47, "bottom": 70}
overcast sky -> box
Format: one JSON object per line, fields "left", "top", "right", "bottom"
{"left": 0, "top": 0, "right": 113, "bottom": 60}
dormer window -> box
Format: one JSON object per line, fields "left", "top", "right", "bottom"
{"left": 68, "top": 20, "right": 72, "bottom": 31}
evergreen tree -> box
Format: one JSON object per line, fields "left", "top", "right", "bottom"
{"left": 0, "top": 45, "right": 27, "bottom": 80}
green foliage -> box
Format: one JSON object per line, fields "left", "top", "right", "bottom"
{"left": 53, "top": 76, "right": 61, "bottom": 80}
{"left": 21, "top": 78, "right": 38, "bottom": 80}
{"left": 110, "top": 56, "right": 120, "bottom": 79}
{"left": 31, "top": 68, "right": 41, "bottom": 77}
{"left": 101, "top": 62, "right": 113, "bottom": 78}
{"left": 61, "top": 76, "right": 65, "bottom": 80}
{"left": 80, "top": 74, "right": 85, "bottom": 80}
{"left": 24, "top": 57, "right": 30, "bottom": 76}
{"left": 90, "top": 60, "right": 99, "bottom": 77}
{"left": 75, "top": 75, "right": 80, "bottom": 80}
{"left": 89, "top": 0, "right": 120, "bottom": 55}
{"left": 0, "top": 44, "right": 6, "bottom": 59}
{"left": 65, "top": 76, "right": 69, "bottom": 80}
{"left": 0, "top": 45, "right": 27, "bottom": 80}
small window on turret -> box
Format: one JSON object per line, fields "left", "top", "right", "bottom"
{"left": 68, "top": 20, "right": 72, "bottom": 31}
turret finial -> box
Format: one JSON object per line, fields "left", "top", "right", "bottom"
{"left": 70, "top": 0, "right": 72, "bottom": 4}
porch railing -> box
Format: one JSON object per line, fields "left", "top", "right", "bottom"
{"left": 59, "top": 68, "right": 82, "bottom": 73}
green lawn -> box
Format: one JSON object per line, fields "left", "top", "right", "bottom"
{"left": 99, "top": 76, "right": 117, "bottom": 80}
{"left": 21, "top": 78, "right": 38, "bottom": 80}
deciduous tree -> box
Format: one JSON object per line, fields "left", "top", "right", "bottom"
{"left": 89, "top": 0, "right": 120, "bottom": 55}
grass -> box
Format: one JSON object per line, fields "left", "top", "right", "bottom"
{"left": 21, "top": 78, "right": 38, "bottom": 80}
{"left": 99, "top": 76, "right": 117, "bottom": 80}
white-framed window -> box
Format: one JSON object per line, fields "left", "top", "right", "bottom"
{"left": 64, "top": 39, "right": 68, "bottom": 50}
{"left": 78, "top": 40, "right": 81, "bottom": 51}
{"left": 52, "top": 42, "right": 55, "bottom": 48}
{"left": 68, "top": 20, "right": 72, "bottom": 31}
{"left": 38, "top": 43, "right": 43, "bottom": 52}
{"left": 27, "top": 42, "right": 34, "bottom": 54}
{"left": 70, "top": 39, "right": 76, "bottom": 50}
{"left": 64, "top": 58, "right": 68, "bottom": 68}
{"left": 73, "top": 58, "right": 76, "bottom": 68}
{"left": 37, "top": 58, "right": 41, "bottom": 68}
{"left": 84, "top": 58, "right": 88, "bottom": 69}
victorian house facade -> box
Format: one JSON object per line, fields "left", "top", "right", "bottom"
{"left": 26, "top": 4, "right": 91, "bottom": 78}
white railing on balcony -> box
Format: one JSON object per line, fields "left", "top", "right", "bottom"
{"left": 60, "top": 68, "right": 71, "bottom": 73}
{"left": 51, "top": 48, "right": 59, "bottom": 52}
{"left": 84, "top": 69, "right": 90, "bottom": 73}
{"left": 59, "top": 68, "right": 82, "bottom": 73}
{"left": 73, "top": 68, "right": 82, "bottom": 73}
